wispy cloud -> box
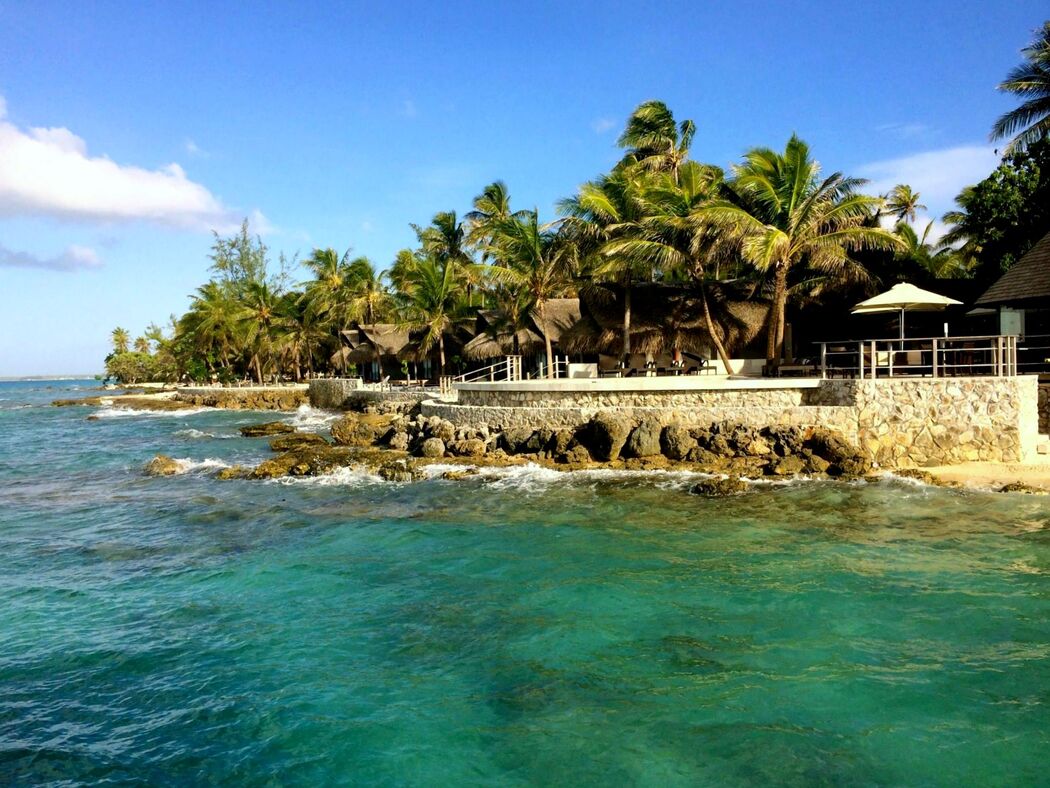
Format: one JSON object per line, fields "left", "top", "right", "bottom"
{"left": 0, "top": 243, "right": 102, "bottom": 272}
{"left": 0, "top": 96, "right": 260, "bottom": 232}
{"left": 184, "top": 138, "right": 207, "bottom": 157}
{"left": 591, "top": 117, "right": 616, "bottom": 134}
{"left": 857, "top": 144, "right": 1000, "bottom": 213}
{"left": 875, "top": 122, "right": 934, "bottom": 141}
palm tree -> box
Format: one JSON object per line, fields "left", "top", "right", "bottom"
{"left": 602, "top": 161, "right": 735, "bottom": 369}
{"left": 346, "top": 258, "right": 394, "bottom": 325}
{"left": 617, "top": 100, "right": 696, "bottom": 183}
{"left": 559, "top": 167, "right": 649, "bottom": 358}
{"left": 396, "top": 257, "right": 467, "bottom": 376}
{"left": 412, "top": 211, "right": 483, "bottom": 304}
{"left": 133, "top": 336, "right": 151, "bottom": 354}
{"left": 111, "top": 327, "right": 130, "bottom": 355}
{"left": 179, "top": 281, "right": 239, "bottom": 376}
{"left": 991, "top": 22, "right": 1050, "bottom": 152}
{"left": 885, "top": 184, "right": 926, "bottom": 223}
{"left": 465, "top": 180, "right": 527, "bottom": 257}
{"left": 236, "top": 281, "right": 281, "bottom": 383}
{"left": 301, "top": 247, "right": 360, "bottom": 333}
{"left": 486, "top": 211, "right": 575, "bottom": 376}
{"left": 895, "top": 221, "right": 974, "bottom": 279}
{"left": 697, "top": 135, "right": 901, "bottom": 367}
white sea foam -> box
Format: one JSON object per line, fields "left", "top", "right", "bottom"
{"left": 173, "top": 428, "right": 235, "bottom": 440}
{"left": 269, "top": 464, "right": 384, "bottom": 487}
{"left": 283, "top": 404, "right": 339, "bottom": 430}
{"left": 171, "top": 457, "right": 232, "bottom": 474}
{"left": 96, "top": 405, "right": 214, "bottom": 419}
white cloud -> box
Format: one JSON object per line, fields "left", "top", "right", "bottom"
{"left": 184, "top": 138, "right": 207, "bottom": 157}
{"left": 0, "top": 99, "right": 257, "bottom": 232}
{"left": 591, "top": 117, "right": 616, "bottom": 134}
{"left": 0, "top": 242, "right": 102, "bottom": 272}
{"left": 875, "top": 122, "right": 933, "bottom": 141}
{"left": 856, "top": 144, "right": 1000, "bottom": 217}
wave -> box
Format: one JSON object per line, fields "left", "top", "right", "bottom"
{"left": 173, "top": 428, "right": 236, "bottom": 440}
{"left": 172, "top": 457, "right": 232, "bottom": 474}
{"left": 283, "top": 404, "right": 339, "bottom": 430}
{"left": 268, "top": 464, "right": 384, "bottom": 487}
{"left": 95, "top": 405, "right": 214, "bottom": 419}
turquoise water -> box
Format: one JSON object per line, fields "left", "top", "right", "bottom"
{"left": 1, "top": 381, "right": 1048, "bottom": 785}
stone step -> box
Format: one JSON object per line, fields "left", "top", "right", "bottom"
{"left": 1037, "top": 434, "right": 1050, "bottom": 455}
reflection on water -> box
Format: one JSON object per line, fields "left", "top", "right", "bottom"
{"left": 0, "top": 380, "right": 1048, "bottom": 784}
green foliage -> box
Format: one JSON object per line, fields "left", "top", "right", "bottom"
{"left": 105, "top": 352, "right": 157, "bottom": 384}
{"left": 991, "top": 21, "right": 1050, "bottom": 152}
{"left": 942, "top": 136, "right": 1050, "bottom": 283}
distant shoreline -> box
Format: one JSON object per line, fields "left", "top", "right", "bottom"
{"left": 0, "top": 375, "right": 100, "bottom": 382}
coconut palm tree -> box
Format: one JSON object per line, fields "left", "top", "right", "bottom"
{"left": 111, "top": 327, "right": 130, "bottom": 355}
{"left": 396, "top": 257, "right": 467, "bottom": 375}
{"left": 885, "top": 184, "right": 926, "bottom": 223}
{"left": 133, "top": 336, "right": 151, "bottom": 354}
{"left": 559, "top": 167, "right": 649, "bottom": 358}
{"left": 179, "top": 281, "right": 239, "bottom": 376}
{"left": 485, "top": 210, "right": 575, "bottom": 376}
{"left": 236, "top": 281, "right": 281, "bottom": 383}
{"left": 895, "top": 221, "right": 974, "bottom": 279}
{"left": 301, "top": 248, "right": 363, "bottom": 334}
{"left": 617, "top": 100, "right": 696, "bottom": 183}
{"left": 412, "top": 211, "right": 484, "bottom": 305}
{"left": 992, "top": 22, "right": 1050, "bottom": 152}
{"left": 345, "top": 258, "right": 394, "bottom": 325}
{"left": 465, "top": 180, "right": 528, "bottom": 257}
{"left": 697, "top": 135, "right": 901, "bottom": 367}
{"left": 602, "top": 161, "right": 735, "bottom": 369}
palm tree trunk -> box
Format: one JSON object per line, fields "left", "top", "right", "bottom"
{"left": 538, "top": 299, "right": 554, "bottom": 379}
{"left": 699, "top": 285, "right": 733, "bottom": 370}
{"left": 622, "top": 280, "right": 632, "bottom": 361}
{"left": 438, "top": 334, "right": 446, "bottom": 377}
{"left": 253, "top": 353, "right": 263, "bottom": 384}
{"left": 766, "top": 264, "right": 789, "bottom": 368}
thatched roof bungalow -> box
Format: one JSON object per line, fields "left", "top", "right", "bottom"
{"left": 463, "top": 298, "right": 582, "bottom": 360}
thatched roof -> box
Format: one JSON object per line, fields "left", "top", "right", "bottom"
{"left": 560, "top": 283, "right": 767, "bottom": 356}
{"left": 976, "top": 231, "right": 1050, "bottom": 307}
{"left": 464, "top": 298, "right": 581, "bottom": 360}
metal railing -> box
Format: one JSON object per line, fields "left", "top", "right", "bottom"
{"left": 529, "top": 357, "right": 570, "bottom": 380}
{"left": 817, "top": 335, "right": 1019, "bottom": 379}
{"left": 440, "top": 356, "right": 523, "bottom": 394}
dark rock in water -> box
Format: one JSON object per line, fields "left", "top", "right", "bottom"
{"left": 686, "top": 446, "right": 726, "bottom": 469}
{"left": 377, "top": 459, "right": 426, "bottom": 482}
{"left": 767, "top": 426, "right": 804, "bottom": 457}
{"left": 624, "top": 418, "right": 663, "bottom": 458}
{"left": 707, "top": 432, "right": 732, "bottom": 456}
{"left": 558, "top": 444, "right": 592, "bottom": 465}
{"left": 806, "top": 427, "right": 871, "bottom": 478}
{"left": 330, "top": 413, "right": 394, "bottom": 447}
{"left": 249, "top": 446, "right": 356, "bottom": 479}
{"left": 770, "top": 455, "right": 806, "bottom": 476}
{"left": 216, "top": 465, "right": 251, "bottom": 480}
{"left": 998, "top": 481, "right": 1045, "bottom": 494}
{"left": 86, "top": 415, "right": 100, "bottom": 421}
{"left": 691, "top": 476, "right": 748, "bottom": 497}
{"left": 448, "top": 438, "right": 486, "bottom": 457}
{"left": 440, "top": 468, "right": 479, "bottom": 480}
{"left": 524, "top": 428, "right": 555, "bottom": 453}
{"left": 586, "top": 412, "right": 632, "bottom": 461}
{"left": 419, "top": 437, "right": 446, "bottom": 458}
{"left": 499, "top": 427, "right": 533, "bottom": 455}
{"left": 144, "top": 455, "right": 181, "bottom": 476}
{"left": 661, "top": 425, "right": 697, "bottom": 461}
{"left": 550, "top": 429, "right": 575, "bottom": 456}
{"left": 802, "top": 452, "right": 831, "bottom": 475}
{"left": 269, "top": 433, "right": 328, "bottom": 452}
{"left": 240, "top": 421, "right": 295, "bottom": 437}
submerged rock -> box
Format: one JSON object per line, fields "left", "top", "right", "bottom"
{"left": 998, "top": 481, "right": 1045, "bottom": 494}
{"left": 144, "top": 454, "right": 181, "bottom": 476}
{"left": 249, "top": 446, "right": 356, "bottom": 479}
{"left": 690, "top": 476, "right": 748, "bottom": 497}
{"left": 239, "top": 421, "right": 295, "bottom": 437}
{"left": 269, "top": 432, "right": 329, "bottom": 452}
{"left": 377, "top": 459, "right": 426, "bottom": 482}
{"left": 216, "top": 465, "right": 251, "bottom": 480}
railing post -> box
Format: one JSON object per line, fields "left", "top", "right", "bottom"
{"left": 932, "top": 338, "right": 939, "bottom": 378}
{"left": 888, "top": 343, "right": 894, "bottom": 378}
{"left": 858, "top": 341, "right": 864, "bottom": 380}
{"left": 870, "top": 340, "right": 877, "bottom": 380}
{"left": 820, "top": 343, "right": 827, "bottom": 379}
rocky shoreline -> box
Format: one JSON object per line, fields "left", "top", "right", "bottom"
{"left": 53, "top": 387, "right": 308, "bottom": 412}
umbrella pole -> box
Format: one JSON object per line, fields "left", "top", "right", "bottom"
{"left": 900, "top": 308, "right": 905, "bottom": 351}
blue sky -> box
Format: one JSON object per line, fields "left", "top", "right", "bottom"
{"left": 0, "top": 1, "right": 1045, "bottom": 376}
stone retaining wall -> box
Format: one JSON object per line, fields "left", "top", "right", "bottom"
{"left": 1039, "top": 383, "right": 1050, "bottom": 434}
{"left": 455, "top": 386, "right": 808, "bottom": 409}
{"left": 424, "top": 375, "right": 1040, "bottom": 469}
{"left": 309, "top": 379, "right": 436, "bottom": 411}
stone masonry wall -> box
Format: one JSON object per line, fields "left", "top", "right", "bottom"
{"left": 1039, "top": 383, "right": 1050, "bottom": 434}
{"left": 426, "top": 376, "right": 1040, "bottom": 469}
{"left": 455, "top": 386, "right": 807, "bottom": 409}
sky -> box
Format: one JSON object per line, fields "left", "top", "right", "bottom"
{"left": 0, "top": 0, "right": 1045, "bottom": 376}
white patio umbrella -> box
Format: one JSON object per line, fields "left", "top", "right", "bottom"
{"left": 851, "top": 282, "right": 962, "bottom": 340}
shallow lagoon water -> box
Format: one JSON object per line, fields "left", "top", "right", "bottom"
{"left": 1, "top": 381, "right": 1048, "bottom": 785}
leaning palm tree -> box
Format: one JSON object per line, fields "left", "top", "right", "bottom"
{"left": 486, "top": 211, "right": 575, "bottom": 376}
{"left": 603, "top": 161, "right": 734, "bottom": 369}
{"left": 236, "top": 280, "right": 281, "bottom": 383}
{"left": 396, "top": 257, "right": 467, "bottom": 376}
{"left": 991, "top": 21, "right": 1050, "bottom": 152}
{"left": 697, "top": 135, "right": 901, "bottom": 367}
{"left": 617, "top": 100, "right": 696, "bottom": 183}
{"left": 885, "top": 184, "right": 926, "bottom": 224}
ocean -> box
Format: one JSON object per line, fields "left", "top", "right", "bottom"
{"left": 1, "top": 379, "right": 1048, "bottom": 785}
